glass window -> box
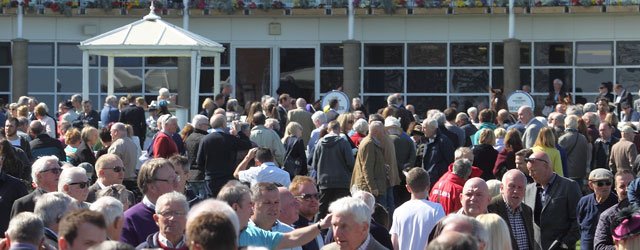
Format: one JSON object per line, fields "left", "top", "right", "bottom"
{"left": 617, "top": 41, "right": 640, "bottom": 66}
{"left": 201, "top": 43, "right": 231, "bottom": 67}
{"left": 407, "top": 96, "right": 446, "bottom": 118}
{"left": 491, "top": 69, "right": 532, "bottom": 91}
{"left": 0, "top": 68, "right": 9, "bottom": 91}
{"left": 493, "top": 42, "right": 531, "bottom": 66}
{"left": 321, "top": 44, "right": 343, "bottom": 67}
{"left": 535, "top": 42, "right": 572, "bottom": 66}
{"left": 363, "top": 96, "right": 387, "bottom": 115}
{"left": 616, "top": 68, "right": 640, "bottom": 94}
{"left": 407, "top": 43, "right": 446, "bottom": 66}
{"left": 0, "top": 42, "right": 11, "bottom": 66}
{"left": 450, "top": 95, "right": 490, "bottom": 111}
{"left": 576, "top": 42, "right": 613, "bottom": 66}
{"left": 280, "top": 48, "right": 315, "bottom": 103}
{"left": 407, "top": 70, "right": 447, "bottom": 93}
{"left": 450, "top": 43, "right": 489, "bottom": 66}
{"left": 450, "top": 69, "right": 489, "bottom": 93}
{"left": 100, "top": 57, "right": 143, "bottom": 67}
{"left": 533, "top": 68, "right": 572, "bottom": 93}
{"left": 145, "top": 69, "right": 178, "bottom": 94}
{"left": 320, "top": 70, "right": 343, "bottom": 93}
{"left": 57, "top": 69, "right": 83, "bottom": 93}
{"left": 575, "top": 68, "right": 613, "bottom": 93}
{"left": 28, "top": 43, "right": 54, "bottom": 66}
{"left": 364, "top": 44, "right": 403, "bottom": 67}
{"left": 58, "top": 43, "right": 83, "bottom": 66}
{"left": 100, "top": 68, "right": 143, "bottom": 93}
{"left": 28, "top": 68, "right": 54, "bottom": 92}
{"left": 199, "top": 69, "right": 231, "bottom": 94}
{"left": 145, "top": 57, "right": 178, "bottom": 67}
{"left": 532, "top": 95, "right": 548, "bottom": 115}
{"left": 363, "top": 70, "right": 403, "bottom": 93}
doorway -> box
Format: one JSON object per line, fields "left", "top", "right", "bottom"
{"left": 235, "top": 48, "right": 271, "bottom": 107}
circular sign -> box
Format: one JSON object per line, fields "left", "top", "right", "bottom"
{"left": 507, "top": 90, "right": 535, "bottom": 113}
{"left": 322, "top": 90, "right": 350, "bottom": 114}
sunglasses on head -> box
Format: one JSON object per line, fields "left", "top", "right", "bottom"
{"left": 68, "top": 181, "right": 90, "bottom": 189}
{"left": 592, "top": 180, "right": 612, "bottom": 187}
{"left": 525, "top": 158, "right": 549, "bottom": 164}
{"left": 296, "top": 193, "right": 320, "bottom": 201}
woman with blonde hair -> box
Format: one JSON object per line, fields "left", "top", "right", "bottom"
{"left": 473, "top": 128, "right": 499, "bottom": 180}
{"left": 336, "top": 113, "right": 357, "bottom": 151}
{"left": 200, "top": 98, "right": 216, "bottom": 119}
{"left": 532, "top": 126, "right": 564, "bottom": 176}
{"left": 281, "top": 122, "right": 307, "bottom": 178}
{"left": 476, "top": 213, "right": 512, "bottom": 250}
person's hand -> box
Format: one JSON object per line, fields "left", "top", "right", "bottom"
{"left": 319, "top": 213, "right": 333, "bottom": 230}
{"left": 229, "top": 121, "right": 239, "bottom": 136}
{"left": 246, "top": 148, "right": 258, "bottom": 159}
{"left": 0, "top": 238, "right": 8, "bottom": 250}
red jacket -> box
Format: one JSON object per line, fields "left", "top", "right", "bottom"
{"left": 153, "top": 132, "right": 178, "bottom": 159}
{"left": 447, "top": 163, "right": 483, "bottom": 179}
{"left": 351, "top": 132, "right": 366, "bottom": 148}
{"left": 429, "top": 172, "right": 466, "bottom": 215}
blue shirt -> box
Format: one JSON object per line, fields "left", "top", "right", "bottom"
{"left": 577, "top": 192, "right": 618, "bottom": 250}
{"left": 239, "top": 224, "right": 284, "bottom": 249}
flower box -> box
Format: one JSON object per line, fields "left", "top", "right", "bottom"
{"left": 491, "top": 6, "right": 528, "bottom": 14}
{"left": 606, "top": 5, "right": 638, "bottom": 13}
{"left": 292, "top": 8, "right": 326, "bottom": 15}
{"left": 453, "top": 6, "right": 488, "bottom": 14}
{"left": 354, "top": 8, "right": 373, "bottom": 15}
{"left": 529, "top": 6, "right": 568, "bottom": 14}
{"left": 127, "top": 8, "right": 148, "bottom": 16}
{"left": 252, "top": 9, "right": 285, "bottom": 16}
{"left": 569, "top": 5, "right": 604, "bottom": 13}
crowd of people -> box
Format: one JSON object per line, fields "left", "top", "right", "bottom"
{"left": 2, "top": 80, "right": 640, "bottom": 249}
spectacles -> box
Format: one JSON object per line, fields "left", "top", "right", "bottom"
{"left": 104, "top": 166, "right": 124, "bottom": 173}
{"left": 599, "top": 86, "right": 606, "bottom": 89}
{"left": 154, "top": 175, "right": 180, "bottom": 183}
{"left": 525, "top": 158, "right": 549, "bottom": 165}
{"left": 40, "top": 168, "right": 62, "bottom": 175}
{"left": 68, "top": 181, "right": 90, "bottom": 189}
{"left": 158, "top": 210, "right": 186, "bottom": 218}
{"left": 592, "top": 180, "right": 612, "bottom": 187}
{"left": 296, "top": 193, "right": 320, "bottom": 201}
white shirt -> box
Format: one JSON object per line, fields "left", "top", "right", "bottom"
{"left": 238, "top": 162, "right": 291, "bottom": 187}
{"left": 390, "top": 199, "right": 445, "bottom": 250}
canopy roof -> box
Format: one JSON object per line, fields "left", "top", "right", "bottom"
{"left": 78, "top": 7, "right": 225, "bottom": 57}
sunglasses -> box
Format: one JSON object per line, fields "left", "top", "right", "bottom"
{"left": 592, "top": 180, "right": 612, "bottom": 187}
{"left": 155, "top": 175, "right": 180, "bottom": 183}
{"left": 525, "top": 158, "right": 549, "bottom": 165}
{"left": 68, "top": 181, "right": 90, "bottom": 189}
{"left": 104, "top": 166, "right": 125, "bottom": 173}
{"left": 40, "top": 168, "right": 62, "bottom": 175}
{"left": 296, "top": 193, "right": 320, "bottom": 201}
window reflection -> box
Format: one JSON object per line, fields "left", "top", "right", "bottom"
{"left": 407, "top": 70, "right": 447, "bottom": 93}
{"left": 28, "top": 43, "right": 54, "bottom": 66}
{"left": 364, "top": 70, "right": 403, "bottom": 93}
{"left": 616, "top": 68, "right": 640, "bottom": 94}
{"left": 28, "top": 68, "right": 55, "bottom": 92}
{"left": 280, "top": 48, "right": 315, "bottom": 102}
{"left": 450, "top": 69, "right": 489, "bottom": 93}
{"left": 450, "top": 96, "right": 490, "bottom": 111}
{"left": 576, "top": 42, "right": 612, "bottom": 66}
{"left": 535, "top": 42, "right": 572, "bottom": 66}
{"left": 493, "top": 42, "right": 531, "bottom": 66}
{"left": 321, "top": 44, "right": 343, "bottom": 67}
{"left": 450, "top": 43, "right": 489, "bottom": 66}
{"left": 57, "top": 69, "right": 83, "bottom": 92}
{"left": 364, "top": 44, "right": 403, "bottom": 66}
{"left": 575, "top": 68, "right": 613, "bottom": 93}
{"left": 100, "top": 68, "right": 143, "bottom": 93}
{"left": 492, "top": 69, "right": 532, "bottom": 91}
{"left": 145, "top": 69, "right": 178, "bottom": 94}
{"left": 363, "top": 96, "right": 386, "bottom": 115}
{"left": 320, "top": 70, "right": 343, "bottom": 93}
{"left": 617, "top": 42, "right": 640, "bottom": 65}
{"left": 533, "top": 68, "right": 572, "bottom": 93}
{"left": 199, "top": 69, "right": 231, "bottom": 94}
{"left": 0, "top": 42, "right": 12, "bottom": 66}
{"left": 407, "top": 96, "right": 446, "bottom": 118}
{"left": 0, "top": 69, "right": 9, "bottom": 91}
{"left": 408, "top": 43, "right": 446, "bottom": 66}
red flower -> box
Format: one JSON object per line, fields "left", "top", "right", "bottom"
{"left": 248, "top": 1, "right": 256, "bottom": 8}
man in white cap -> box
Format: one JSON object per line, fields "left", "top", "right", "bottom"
{"left": 577, "top": 168, "right": 618, "bottom": 250}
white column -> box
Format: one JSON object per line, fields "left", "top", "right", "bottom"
{"left": 183, "top": 0, "right": 189, "bottom": 30}
{"left": 107, "top": 56, "right": 114, "bottom": 96}
{"left": 17, "top": 0, "right": 23, "bottom": 38}
{"left": 213, "top": 53, "right": 221, "bottom": 95}
{"left": 347, "top": 0, "right": 354, "bottom": 40}
{"left": 82, "top": 51, "right": 89, "bottom": 100}
{"left": 190, "top": 51, "right": 198, "bottom": 117}
{"left": 508, "top": 0, "right": 515, "bottom": 39}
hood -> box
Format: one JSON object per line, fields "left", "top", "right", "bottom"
{"left": 320, "top": 134, "right": 342, "bottom": 147}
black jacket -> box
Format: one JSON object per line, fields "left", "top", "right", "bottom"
{"left": 0, "top": 172, "right": 29, "bottom": 234}
{"left": 71, "top": 141, "right": 97, "bottom": 167}
{"left": 77, "top": 109, "right": 100, "bottom": 129}
{"left": 592, "top": 137, "right": 619, "bottom": 170}
{"left": 488, "top": 196, "right": 535, "bottom": 250}
{"left": 29, "top": 134, "right": 66, "bottom": 160}
{"left": 10, "top": 188, "right": 46, "bottom": 219}
{"left": 185, "top": 129, "right": 208, "bottom": 171}
{"left": 197, "top": 130, "right": 252, "bottom": 195}
{"left": 119, "top": 104, "right": 147, "bottom": 148}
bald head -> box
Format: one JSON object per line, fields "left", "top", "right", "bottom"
{"left": 29, "top": 120, "right": 45, "bottom": 136}
{"left": 210, "top": 114, "right": 226, "bottom": 129}
{"left": 518, "top": 106, "right": 534, "bottom": 124}
{"left": 429, "top": 231, "right": 479, "bottom": 250}
{"left": 460, "top": 178, "right": 490, "bottom": 218}
{"left": 296, "top": 98, "right": 306, "bottom": 109}
{"left": 501, "top": 169, "right": 527, "bottom": 209}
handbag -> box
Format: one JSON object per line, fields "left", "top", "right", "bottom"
{"left": 283, "top": 137, "right": 306, "bottom": 178}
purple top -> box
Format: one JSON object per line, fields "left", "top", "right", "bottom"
{"left": 120, "top": 202, "right": 158, "bottom": 247}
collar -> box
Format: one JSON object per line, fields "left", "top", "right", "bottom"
{"left": 538, "top": 173, "right": 557, "bottom": 190}
{"left": 213, "top": 128, "right": 227, "bottom": 134}
{"left": 259, "top": 162, "right": 279, "bottom": 169}
{"left": 44, "top": 227, "right": 58, "bottom": 239}
{"left": 355, "top": 234, "right": 372, "bottom": 250}
{"left": 143, "top": 196, "right": 156, "bottom": 209}
{"left": 525, "top": 118, "right": 537, "bottom": 127}
{"left": 158, "top": 233, "right": 186, "bottom": 248}
{"left": 194, "top": 128, "right": 208, "bottom": 135}
{"left": 97, "top": 180, "right": 107, "bottom": 190}
{"left": 502, "top": 197, "right": 523, "bottom": 213}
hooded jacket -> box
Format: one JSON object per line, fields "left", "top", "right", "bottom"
{"left": 312, "top": 134, "right": 355, "bottom": 190}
